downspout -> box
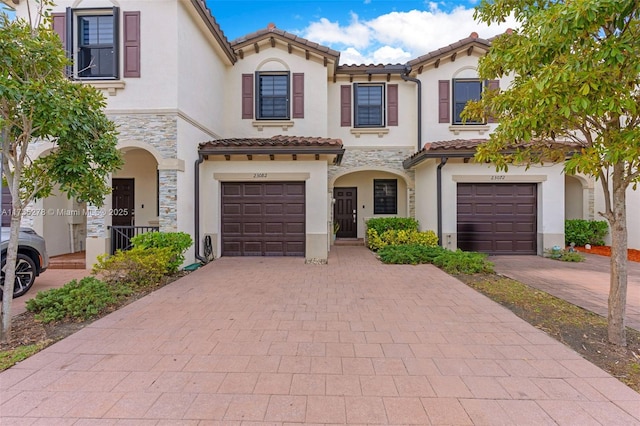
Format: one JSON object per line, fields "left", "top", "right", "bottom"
{"left": 194, "top": 154, "right": 206, "bottom": 263}
{"left": 437, "top": 157, "right": 448, "bottom": 247}
{"left": 401, "top": 66, "right": 422, "bottom": 151}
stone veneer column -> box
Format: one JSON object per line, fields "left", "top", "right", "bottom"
{"left": 158, "top": 169, "right": 178, "bottom": 232}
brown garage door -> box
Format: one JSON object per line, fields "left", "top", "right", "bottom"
{"left": 221, "top": 182, "right": 305, "bottom": 256}
{"left": 457, "top": 183, "right": 537, "bottom": 254}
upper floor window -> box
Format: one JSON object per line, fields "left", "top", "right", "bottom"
{"left": 453, "top": 79, "right": 483, "bottom": 124}
{"left": 77, "top": 13, "right": 117, "bottom": 79}
{"left": 257, "top": 72, "right": 290, "bottom": 120}
{"left": 373, "top": 179, "right": 397, "bottom": 214}
{"left": 354, "top": 83, "right": 384, "bottom": 127}
{"left": 51, "top": 7, "right": 141, "bottom": 82}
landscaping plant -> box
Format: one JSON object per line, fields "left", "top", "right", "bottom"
{"left": 131, "top": 231, "right": 193, "bottom": 273}
{"left": 565, "top": 219, "right": 609, "bottom": 247}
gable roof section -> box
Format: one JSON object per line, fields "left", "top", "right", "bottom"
{"left": 230, "top": 24, "right": 340, "bottom": 63}
{"left": 199, "top": 135, "right": 345, "bottom": 164}
{"left": 408, "top": 32, "right": 492, "bottom": 73}
{"left": 403, "top": 139, "right": 583, "bottom": 169}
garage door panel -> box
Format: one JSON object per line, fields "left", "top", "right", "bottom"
{"left": 243, "top": 204, "right": 262, "bottom": 215}
{"left": 265, "top": 223, "right": 284, "bottom": 234}
{"left": 457, "top": 183, "right": 536, "bottom": 255}
{"left": 243, "top": 223, "right": 263, "bottom": 234}
{"left": 264, "top": 204, "right": 284, "bottom": 214}
{"left": 222, "top": 182, "right": 305, "bottom": 257}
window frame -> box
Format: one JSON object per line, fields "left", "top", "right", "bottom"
{"left": 354, "top": 83, "right": 385, "bottom": 128}
{"left": 452, "top": 78, "right": 484, "bottom": 125}
{"left": 373, "top": 179, "right": 398, "bottom": 215}
{"left": 72, "top": 8, "right": 119, "bottom": 80}
{"left": 255, "top": 71, "right": 290, "bottom": 120}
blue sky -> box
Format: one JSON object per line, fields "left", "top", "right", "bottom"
{"left": 207, "top": 0, "right": 517, "bottom": 64}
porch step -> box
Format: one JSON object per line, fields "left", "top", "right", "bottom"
{"left": 48, "top": 252, "right": 86, "bottom": 270}
{"left": 334, "top": 238, "right": 365, "bottom": 246}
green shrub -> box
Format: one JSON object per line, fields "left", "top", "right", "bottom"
{"left": 544, "top": 247, "right": 585, "bottom": 262}
{"left": 92, "top": 247, "right": 172, "bottom": 288}
{"left": 431, "top": 250, "right": 495, "bottom": 274}
{"left": 565, "top": 219, "right": 608, "bottom": 246}
{"left": 367, "top": 227, "right": 438, "bottom": 251}
{"left": 365, "top": 217, "right": 419, "bottom": 236}
{"left": 131, "top": 231, "right": 193, "bottom": 273}
{"left": 378, "top": 244, "right": 447, "bottom": 264}
{"left": 26, "top": 277, "right": 115, "bottom": 323}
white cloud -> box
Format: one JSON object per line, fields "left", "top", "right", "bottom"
{"left": 300, "top": 4, "right": 518, "bottom": 64}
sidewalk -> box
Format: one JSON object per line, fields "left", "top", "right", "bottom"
{"left": 1, "top": 246, "right": 638, "bottom": 424}
{"left": 490, "top": 254, "right": 640, "bottom": 331}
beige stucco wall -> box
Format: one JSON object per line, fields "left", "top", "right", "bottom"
{"left": 200, "top": 159, "right": 330, "bottom": 261}
{"left": 224, "top": 44, "right": 330, "bottom": 138}
{"left": 565, "top": 175, "right": 585, "bottom": 220}
{"left": 418, "top": 54, "right": 514, "bottom": 143}
{"left": 327, "top": 76, "right": 418, "bottom": 150}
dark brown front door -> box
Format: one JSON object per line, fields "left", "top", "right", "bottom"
{"left": 457, "top": 183, "right": 537, "bottom": 254}
{"left": 112, "top": 178, "right": 135, "bottom": 227}
{"left": 334, "top": 187, "right": 357, "bottom": 238}
{"left": 221, "top": 182, "right": 305, "bottom": 256}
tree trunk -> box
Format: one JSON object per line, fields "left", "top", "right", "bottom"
{"left": 607, "top": 163, "right": 628, "bottom": 346}
{"left": 1, "top": 204, "right": 22, "bottom": 343}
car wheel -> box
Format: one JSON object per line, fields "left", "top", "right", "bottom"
{"left": 0, "top": 253, "right": 37, "bottom": 299}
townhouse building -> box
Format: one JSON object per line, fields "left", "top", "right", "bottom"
{"left": 5, "top": 0, "right": 637, "bottom": 266}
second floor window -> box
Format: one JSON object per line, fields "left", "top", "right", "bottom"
{"left": 354, "top": 83, "right": 384, "bottom": 127}
{"left": 453, "top": 79, "right": 483, "bottom": 124}
{"left": 257, "top": 73, "right": 290, "bottom": 119}
{"left": 77, "top": 13, "right": 118, "bottom": 79}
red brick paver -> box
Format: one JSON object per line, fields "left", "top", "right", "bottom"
{"left": 1, "top": 246, "right": 639, "bottom": 424}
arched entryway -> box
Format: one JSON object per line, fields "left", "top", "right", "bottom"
{"left": 331, "top": 169, "right": 413, "bottom": 240}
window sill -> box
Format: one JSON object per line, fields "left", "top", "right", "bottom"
{"left": 350, "top": 128, "right": 390, "bottom": 138}
{"left": 252, "top": 120, "right": 294, "bottom": 131}
{"left": 448, "top": 124, "right": 490, "bottom": 135}
{"left": 75, "top": 80, "right": 126, "bottom": 96}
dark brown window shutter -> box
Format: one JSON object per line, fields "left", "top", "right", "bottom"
{"left": 486, "top": 79, "right": 500, "bottom": 123}
{"left": 387, "top": 84, "right": 398, "bottom": 126}
{"left": 51, "top": 13, "right": 66, "bottom": 48}
{"left": 340, "top": 85, "right": 351, "bottom": 127}
{"left": 242, "top": 74, "right": 254, "bottom": 119}
{"left": 438, "top": 80, "right": 450, "bottom": 123}
{"left": 123, "top": 11, "right": 141, "bottom": 78}
{"left": 292, "top": 73, "right": 304, "bottom": 118}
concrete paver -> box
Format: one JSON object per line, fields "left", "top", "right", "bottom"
{"left": 1, "top": 246, "right": 639, "bottom": 424}
{"left": 491, "top": 253, "right": 640, "bottom": 331}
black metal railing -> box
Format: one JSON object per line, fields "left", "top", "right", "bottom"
{"left": 109, "top": 226, "right": 159, "bottom": 254}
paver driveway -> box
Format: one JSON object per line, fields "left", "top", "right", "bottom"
{"left": 1, "top": 246, "right": 639, "bottom": 424}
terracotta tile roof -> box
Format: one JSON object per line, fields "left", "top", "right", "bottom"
{"left": 407, "top": 33, "right": 492, "bottom": 68}
{"left": 336, "top": 64, "right": 408, "bottom": 74}
{"left": 230, "top": 24, "right": 340, "bottom": 59}
{"left": 200, "top": 135, "right": 343, "bottom": 150}
{"left": 403, "top": 138, "right": 583, "bottom": 169}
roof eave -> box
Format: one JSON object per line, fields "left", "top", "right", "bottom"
{"left": 190, "top": 0, "right": 236, "bottom": 64}
{"left": 403, "top": 150, "right": 476, "bottom": 169}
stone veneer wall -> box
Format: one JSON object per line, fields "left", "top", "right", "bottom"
{"left": 328, "top": 147, "right": 416, "bottom": 218}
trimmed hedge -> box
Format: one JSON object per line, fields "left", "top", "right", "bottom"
{"left": 565, "top": 219, "right": 608, "bottom": 246}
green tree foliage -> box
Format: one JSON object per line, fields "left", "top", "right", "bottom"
{"left": 465, "top": 0, "right": 639, "bottom": 345}
{"left": 0, "top": 3, "right": 122, "bottom": 341}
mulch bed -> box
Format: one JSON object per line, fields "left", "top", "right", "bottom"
{"left": 574, "top": 245, "right": 640, "bottom": 262}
